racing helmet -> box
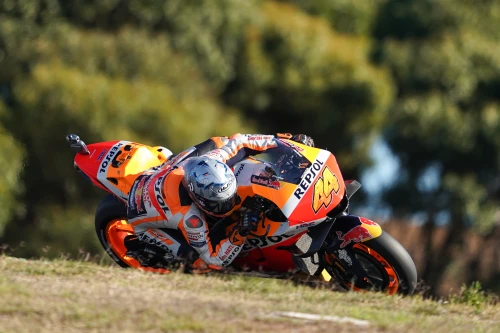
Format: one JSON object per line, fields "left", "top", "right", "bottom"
{"left": 182, "top": 156, "right": 239, "bottom": 216}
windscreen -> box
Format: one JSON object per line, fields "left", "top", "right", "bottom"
{"left": 249, "top": 140, "right": 311, "bottom": 185}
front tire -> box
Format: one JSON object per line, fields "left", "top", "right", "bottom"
{"left": 325, "top": 231, "right": 417, "bottom": 295}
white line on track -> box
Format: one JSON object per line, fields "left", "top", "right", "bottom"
{"left": 271, "top": 311, "right": 370, "bottom": 327}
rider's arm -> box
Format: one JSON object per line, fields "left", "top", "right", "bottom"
{"left": 190, "top": 136, "right": 229, "bottom": 155}
{"left": 179, "top": 203, "right": 246, "bottom": 268}
{"left": 203, "top": 133, "right": 278, "bottom": 167}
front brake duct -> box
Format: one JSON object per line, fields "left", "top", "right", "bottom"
{"left": 278, "top": 218, "right": 335, "bottom": 257}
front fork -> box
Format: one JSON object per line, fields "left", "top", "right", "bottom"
{"left": 320, "top": 214, "right": 383, "bottom": 284}
{"left": 293, "top": 214, "right": 383, "bottom": 279}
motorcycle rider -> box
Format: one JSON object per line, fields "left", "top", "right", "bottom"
{"left": 126, "top": 133, "right": 314, "bottom": 272}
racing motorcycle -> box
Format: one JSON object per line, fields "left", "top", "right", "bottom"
{"left": 67, "top": 134, "right": 417, "bottom": 295}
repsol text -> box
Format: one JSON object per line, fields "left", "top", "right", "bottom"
{"left": 293, "top": 158, "right": 325, "bottom": 199}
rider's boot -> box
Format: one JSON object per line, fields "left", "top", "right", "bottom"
{"left": 125, "top": 228, "right": 198, "bottom": 269}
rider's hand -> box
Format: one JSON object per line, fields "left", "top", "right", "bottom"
{"left": 238, "top": 210, "right": 261, "bottom": 237}
{"left": 291, "top": 134, "right": 314, "bottom": 147}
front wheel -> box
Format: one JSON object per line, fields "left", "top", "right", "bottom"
{"left": 324, "top": 231, "right": 417, "bottom": 295}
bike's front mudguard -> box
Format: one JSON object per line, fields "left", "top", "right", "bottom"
{"left": 317, "top": 214, "right": 383, "bottom": 281}
{"left": 321, "top": 214, "right": 417, "bottom": 294}
{"left": 329, "top": 214, "right": 383, "bottom": 248}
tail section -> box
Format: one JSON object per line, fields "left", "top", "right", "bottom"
{"left": 67, "top": 134, "right": 171, "bottom": 200}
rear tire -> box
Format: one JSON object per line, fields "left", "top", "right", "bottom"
{"left": 325, "top": 231, "right": 417, "bottom": 295}
{"left": 95, "top": 194, "right": 129, "bottom": 268}
{"left": 95, "top": 194, "right": 173, "bottom": 274}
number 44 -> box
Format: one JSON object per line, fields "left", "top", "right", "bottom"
{"left": 312, "top": 167, "right": 340, "bottom": 213}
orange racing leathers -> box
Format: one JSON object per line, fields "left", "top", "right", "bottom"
{"left": 127, "top": 134, "right": 279, "bottom": 268}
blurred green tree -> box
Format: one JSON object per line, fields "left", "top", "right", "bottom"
{"left": 0, "top": 101, "right": 25, "bottom": 235}
{"left": 223, "top": 1, "right": 395, "bottom": 175}
{"left": 284, "top": 0, "right": 383, "bottom": 36}
{"left": 0, "top": 0, "right": 499, "bottom": 295}
{"left": 0, "top": 15, "right": 252, "bottom": 257}
{"left": 371, "top": 0, "right": 500, "bottom": 292}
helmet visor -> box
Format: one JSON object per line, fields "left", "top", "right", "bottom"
{"left": 195, "top": 193, "right": 239, "bottom": 215}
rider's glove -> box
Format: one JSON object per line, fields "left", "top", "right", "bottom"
{"left": 291, "top": 134, "right": 315, "bottom": 147}
{"left": 238, "top": 210, "right": 261, "bottom": 237}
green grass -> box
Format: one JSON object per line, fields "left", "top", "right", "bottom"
{"left": 0, "top": 256, "right": 498, "bottom": 333}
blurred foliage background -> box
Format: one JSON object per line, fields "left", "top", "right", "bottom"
{"left": 0, "top": 0, "right": 499, "bottom": 296}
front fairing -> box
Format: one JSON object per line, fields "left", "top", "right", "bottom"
{"left": 237, "top": 139, "right": 346, "bottom": 226}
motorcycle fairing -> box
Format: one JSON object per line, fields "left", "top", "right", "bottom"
{"left": 232, "top": 232, "right": 302, "bottom": 272}
{"left": 73, "top": 140, "right": 120, "bottom": 193}
{"left": 247, "top": 145, "right": 346, "bottom": 226}
{"left": 327, "top": 215, "right": 382, "bottom": 250}
{"left": 282, "top": 151, "right": 345, "bottom": 223}
{"left": 74, "top": 140, "right": 171, "bottom": 200}
{"left": 74, "top": 137, "right": 350, "bottom": 260}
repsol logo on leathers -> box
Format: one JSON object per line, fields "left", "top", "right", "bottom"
{"left": 99, "top": 143, "right": 124, "bottom": 173}
{"left": 234, "top": 164, "right": 245, "bottom": 178}
{"left": 293, "top": 158, "right": 325, "bottom": 199}
{"left": 154, "top": 175, "right": 170, "bottom": 215}
{"left": 221, "top": 244, "right": 241, "bottom": 266}
{"left": 140, "top": 233, "right": 174, "bottom": 255}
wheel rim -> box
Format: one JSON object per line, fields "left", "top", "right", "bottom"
{"left": 325, "top": 244, "right": 399, "bottom": 294}
{"left": 105, "top": 219, "right": 171, "bottom": 274}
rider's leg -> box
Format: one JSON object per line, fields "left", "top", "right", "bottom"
{"left": 138, "top": 228, "right": 184, "bottom": 259}
{"left": 127, "top": 228, "right": 198, "bottom": 267}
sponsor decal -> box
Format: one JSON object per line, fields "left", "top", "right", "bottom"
{"left": 336, "top": 226, "right": 372, "bottom": 248}
{"left": 295, "top": 221, "right": 315, "bottom": 230}
{"left": 217, "top": 179, "right": 234, "bottom": 193}
{"left": 293, "top": 158, "right": 325, "bottom": 199}
{"left": 221, "top": 244, "right": 240, "bottom": 265}
{"left": 99, "top": 143, "right": 124, "bottom": 174}
{"left": 234, "top": 164, "right": 245, "bottom": 178}
{"left": 248, "top": 135, "right": 274, "bottom": 141}
{"left": 154, "top": 169, "right": 173, "bottom": 214}
{"left": 96, "top": 149, "right": 108, "bottom": 161}
{"left": 142, "top": 177, "right": 153, "bottom": 207}
{"left": 312, "top": 167, "right": 340, "bottom": 213}
{"left": 251, "top": 175, "right": 280, "bottom": 190}
{"left": 134, "top": 177, "right": 148, "bottom": 214}
{"left": 190, "top": 241, "right": 207, "bottom": 248}
{"left": 139, "top": 233, "right": 174, "bottom": 255}
{"left": 359, "top": 217, "right": 377, "bottom": 226}
{"left": 135, "top": 163, "right": 178, "bottom": 216}
{"left": 128, "top": 180, "right": 139, "bottom": 211}
{"left": 222, "top": 245, "right": 235, "bottom": 257}
{"left": 337, "top": 249, "right": 352, "bottom": 266}
{"left": 187, "top": 232, "right": 205, "bottom": 242}
{"left": 242, "top": 233, "right": 294, "bottom": 251}
{"left": 278, "top": 139, "right": 304, "bottom": 152}
{"left": 127, "top": 178, "right": 140, "bottom": 210}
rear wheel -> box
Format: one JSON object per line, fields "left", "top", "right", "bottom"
{"left": 95, "top": 194, "right": 170, "bottom": 274}
{"left": 324, "top": 231, "right": 417, "bottom": 295}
